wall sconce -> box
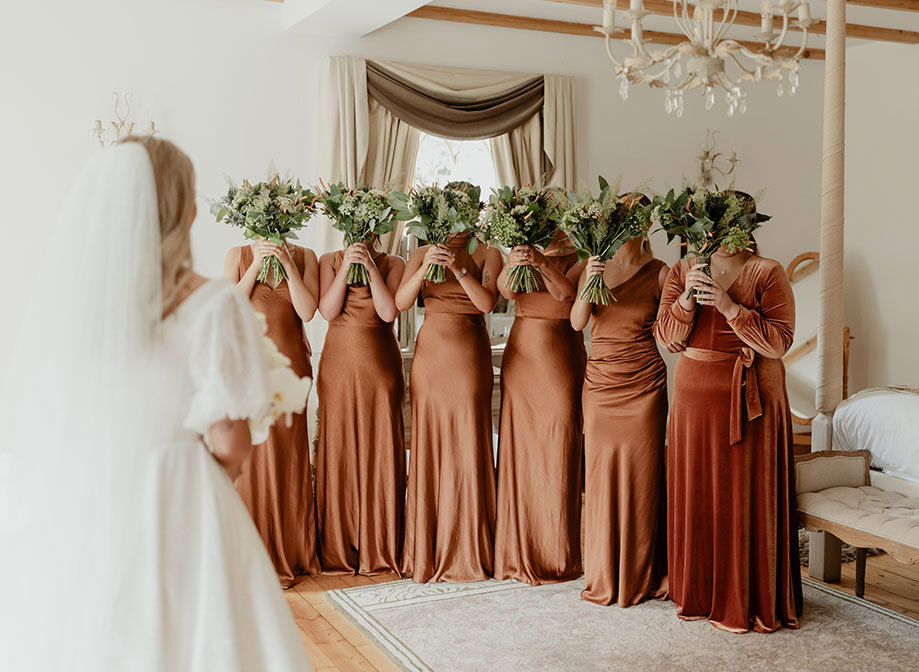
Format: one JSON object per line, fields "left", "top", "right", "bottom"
{"left": 92, "top": 92, "right": 159, "bottom": 147}
{"left": 697, "top": 130, "right": 740, "bottom": 189}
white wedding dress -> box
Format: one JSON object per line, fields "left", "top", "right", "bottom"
{"left": 0, "top": 145, "right": 312, "bottom": 671}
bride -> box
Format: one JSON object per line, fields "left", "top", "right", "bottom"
{"left": 0, "top": 138, "right": 312, "bottom": 671}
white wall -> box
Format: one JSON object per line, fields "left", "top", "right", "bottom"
{"left": 1, "top": 0, "right": 825, "bottom": 276}
{"left": 845, "top": 41, "right": 919, "bottom": 391}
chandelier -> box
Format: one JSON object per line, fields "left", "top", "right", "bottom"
{"left": 599, "top": 0, "right": 815, "bottom": 116}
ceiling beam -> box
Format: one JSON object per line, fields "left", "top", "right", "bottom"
{"left": 547, "top": 0, "right": 919, "bottom": 45}
{"left": 407, "top": 6, "right": 825, "bottom": 59}
{"left": 283, "top": 0, "right": 428, "bottom": 34}
{"left": 847, "top": 0, "right": 919, "bottom": 10}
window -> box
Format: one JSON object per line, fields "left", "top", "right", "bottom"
{"left": 397, "top": 133, "right": 513, "bottom": 353}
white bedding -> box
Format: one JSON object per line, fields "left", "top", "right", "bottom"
{"left": 833, "top": 387, "right": 919, "bottom": 484}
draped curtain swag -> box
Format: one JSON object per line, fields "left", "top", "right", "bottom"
{"left": 366, "top": 61, "right": 544, "bottom": 140}
{"left": 314, "top": 56, "right": 578, "bottom": 349}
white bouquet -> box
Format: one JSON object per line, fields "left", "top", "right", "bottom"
{"left": 249, "top": 312, "right": 312, "bottom": 444}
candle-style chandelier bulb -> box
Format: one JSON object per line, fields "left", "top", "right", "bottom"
{"left": 599, "top": 0, "right": 812, "bottom": 116}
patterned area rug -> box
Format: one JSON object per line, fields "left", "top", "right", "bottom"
{"left": 326, "top": 577, "right": 919, "bottom": 672}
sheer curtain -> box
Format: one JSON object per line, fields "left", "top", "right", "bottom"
{"left": 316, "top": 57, "right": 420, "bottom": 257}
{"left": 490, "top": 74, "right": 577, "bottom": 190}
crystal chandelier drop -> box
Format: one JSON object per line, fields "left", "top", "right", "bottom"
{"left": 600, "top": 0, "right": 815, "bottom": 117}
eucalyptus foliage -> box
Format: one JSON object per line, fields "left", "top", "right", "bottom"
{"left": 404, "top": 181, "right": 483, "bottom": 283}
{"left": 558, "top": 176, "right": 653, "bottom": 305}
{"left": 210, "top": 171, "right": 317, "bottom": 284}
{"left": 316, "top": 182, "right": 410, "bottom": 286}
{"left": 473, "top": 184, "right": 567, "bottom": 293}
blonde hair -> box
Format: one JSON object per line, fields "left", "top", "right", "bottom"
{"left": 120, "top": 135, "right": 196, "bottom": 313}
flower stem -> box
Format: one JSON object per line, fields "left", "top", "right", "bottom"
{"left": 507, "top": 264, "right": 541, "bottom": 293}
{"left": 578, "top": 273, "right": 614, "bottom": 305}
{"left": 424, "top": 263, "right": 447, "bottom": 283}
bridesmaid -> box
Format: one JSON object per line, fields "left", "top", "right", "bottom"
{"left": 223, "top": 239, "right": 321, "bottom": 587}
{"left": 395, "top": 232, "right": 503, "bottom": 583}
{"left": 653, "top": 220, "right": 802, "bottom": 632}
{"left": 315, "top": 238, "right": 406, "bottom": 575}
{"left": 571, "top": 226, "right": 671, "bottom": 607}
{"left": 493, "top": 232, "right": 586, "bottom": 585}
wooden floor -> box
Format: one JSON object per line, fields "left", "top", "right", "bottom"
{"left": 286, "top": 553, "right": 919, "bottom": 672}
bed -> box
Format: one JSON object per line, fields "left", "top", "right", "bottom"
{"left": 833, "top": 386, "right": 919, "bottom": 497}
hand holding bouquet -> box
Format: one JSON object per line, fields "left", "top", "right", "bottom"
{"left": 211, "top": 170, "right": 317, "bottom": 285}
{"left": 559, "top": 176, "right": 653, "bottom": 305}
{"left": 316, "top": 182, "right": 410, "bottom": 286}
{"left": 473, "top": 184, "right": 566, "bottom": 293}
{"left": 404, "top": 181, "right": 483, "bottom": 283}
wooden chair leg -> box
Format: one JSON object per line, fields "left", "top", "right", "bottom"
{"left": 855, "top": 547, "right": 867, "bottom": 598}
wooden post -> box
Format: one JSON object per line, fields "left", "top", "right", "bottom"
{"left": 809, "top": 0, "right": 847, "bottom": 582}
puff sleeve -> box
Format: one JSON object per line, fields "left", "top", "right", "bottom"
{"left": 183, "top": 281, "right": 271, "bottom": 435}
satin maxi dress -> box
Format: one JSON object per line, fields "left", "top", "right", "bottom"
{"left": 316, "top": 250, "right": 406, "bottom": 575}
{"left": 402, "top": 247, "right": 497, "bottom": 583}
{"left": 235, "top": 245, "right": 320, "bottom": 587}
{"left": 580, "top": 259, "right": 670, "bottom": 607}
{"left": 653, "top": 256, "right": 802, "bottom": 633}
{"left": 494, "top": 252, "right": 586, "bottom": 585}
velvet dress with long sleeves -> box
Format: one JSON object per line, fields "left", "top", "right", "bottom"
{"left": 653, "top": 255, "right": 803, "bottom": 633}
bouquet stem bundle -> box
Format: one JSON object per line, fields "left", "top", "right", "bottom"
{"left": 258, "top": 254, "right": 286, "bottom": 284}
{"left": 211, "top": 170, "right": 317, "bottom": 285}
{"left": 425, "top": 262, "right": 448, "bottom": 283}
{"left": 506, "top": 263, "right": 542, "bottom": 294}
{"left": 406, "top": 181, "right": 484, "bottom": 284}
{"left": 582, "top": 266, "right": 613, "bottom": 306}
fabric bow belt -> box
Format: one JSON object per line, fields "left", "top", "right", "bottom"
{"left": 682, "top": 346, "right": 763, "bottom": 445}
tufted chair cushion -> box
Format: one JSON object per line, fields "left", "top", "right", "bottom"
{"left": 798, "top": 486, "right": 919, "bottom": 548}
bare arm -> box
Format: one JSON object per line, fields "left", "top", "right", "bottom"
{"left": 317, "top": 252, "right": 346, "bottom": 321}
{"left": 224, "top": 246, "right": 257, "bottom": 299}
{"left": 281, "top": 247, "right": 319, "bottom": 323}
{"left": 207, "top": 417, "right": 253, "bottom": 480}
{"left": 395, "top": 246, "right": 448, "bottom": 312}
{"left": 452, "top": 246, "right": 501, "bottom": 314}
{"left": 570, "top": 257, "right": 603, "bottom": 332}
{"left": 533, "top": 249, "right": 577, "bottom": 302}
{"left": 372, "top": 255, "right": 405, "bottom": 323}
{"left": 224, "top": 244, "right": 267, "bottom": 299}
{"left": 497, "top": 247, "right": 521, "bottom": 301}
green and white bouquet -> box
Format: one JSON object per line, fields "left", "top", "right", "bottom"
{"left": 652, "top": 187, "right": 769, "bottom": 292}
{"left": 210, "top": 170, "right": 317, "bottom": 284}
{"left": 316, "top": 181, "right": 410, "bottom": 286}
{"left": 559, "top": 176, "right": 653, "bottom": 305}
{"left": 472, "top": 184, "right": 567, "bottom": 293}
{"left": 404, "top": 181, "right": 483, "bottom": 283}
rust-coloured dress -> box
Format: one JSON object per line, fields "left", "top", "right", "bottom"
{"left": 580, "top": 259, "right": 669, "bottom": 607}
{"left": 402, "top": 244, "right": 497, "bottom": 583}
{"left": 653, "top": 256, "right": 802, "bottom": 633}
{"left": 494, "top": 252, "right": 586, "bottom": 585}
{"left": 235, "top": 245, "right": 320, "bottom": 587}
{"left": 316, "top": 250, "right": 405, "bottom": 576}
